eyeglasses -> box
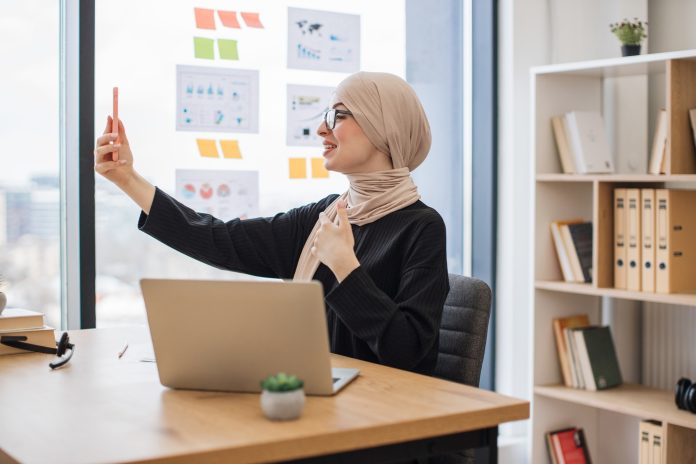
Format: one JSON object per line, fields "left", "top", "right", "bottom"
{"left": 323, "top": 108, "right": 353, "bottom": 130}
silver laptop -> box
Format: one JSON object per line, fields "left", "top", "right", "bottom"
{"left": 140, "top": 278, "right": 359, "bottom": 395}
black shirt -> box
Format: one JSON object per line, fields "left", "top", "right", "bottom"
{"left": 139, "top": 188, "right": 449, "bottom": 375}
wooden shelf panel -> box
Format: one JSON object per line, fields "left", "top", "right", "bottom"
{"left": 536, "top": 174, "right": 696, "bottom": 183}
{"left": 535, "top": 280, "right": 696, "bottom": 306}
{"left": 534, "top": 384, "right": 696, "bottom": 430}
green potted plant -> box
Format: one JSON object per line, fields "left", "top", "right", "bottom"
{"left": 260, "top": 372, "right": 305, "bottom": 420}
{"left": 610, "top": 18, "right": 647, "bottom": 57}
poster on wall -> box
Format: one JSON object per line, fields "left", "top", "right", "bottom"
{"left": 175, "top": 169, "right": 259, "bottom": 220}
{"left": 287, "top": 7, "right": 360, "bottom": 73}
{"left": 286, "top": 84, "right": 334, "bottom": 146}
{"left": 176, "top": 65, "right": 259, "bottom": 133}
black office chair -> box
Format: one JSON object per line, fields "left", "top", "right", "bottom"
{"left": 428, "top": 274, "right": 493, "bottom": 464}
{"left": 434, "top": 274, "right": 492, "bottom": 387}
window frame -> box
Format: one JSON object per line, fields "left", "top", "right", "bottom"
{"left": 62, "top": 0, "right": 95, "bottom": 329}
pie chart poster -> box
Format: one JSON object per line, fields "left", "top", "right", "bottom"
{"left": 175, "top": 169, "right": 259, "bottom": 220}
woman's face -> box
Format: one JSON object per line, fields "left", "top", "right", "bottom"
{"left": 316, "top": 103, "right": 392, "bottom": 174}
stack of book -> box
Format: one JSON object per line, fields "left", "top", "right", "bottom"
{"left": 551, "top": 220, "right": 593, "bottom": 283}
{"left": 553, "top": 314, "right": 622, "bottom": 390}
{"left": 0, "top": 308, "right": 56, "bottom": 355}
{"left": 551, "top": 110, "right": 614, "bottom": 174}
{"left": 545, "top": 426, "right": 591, "bottom": 464}
{"left": 614, "top": 188, "right": 696, "bottom": 293}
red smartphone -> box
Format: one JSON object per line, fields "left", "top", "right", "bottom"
{"left": 112, "top": 87, "right": 119, "bottom": 161}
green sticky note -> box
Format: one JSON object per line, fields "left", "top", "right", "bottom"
{"left": 218, "top": 39, "right": 239, "bottom": 60}
{"left": 193, "top": 37, "right": 215, "bottom": 59}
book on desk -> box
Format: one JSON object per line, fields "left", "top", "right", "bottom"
{"left": 0, "top": 308, "right": 55, "bottom": 355}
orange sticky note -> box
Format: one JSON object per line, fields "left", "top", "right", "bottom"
{"left": 194, "top": 8, "right": 216, "bottom": 30}
{"left": 240, "top": 12, "right": 264, "bottom": 28}
{"left": 289, "top": 158, "right": 307, "bottom": 179}
{"left": 220, "top": 140, "right": 242, "bottom": 159}
{"left": 311, "top": 158, "right": 329, "bottom": 178}
{"left": 196, "top": 139, "right": 219, "bottom": 158}
{"left": 217, "top": 10, "right": 241, "bottom": 29}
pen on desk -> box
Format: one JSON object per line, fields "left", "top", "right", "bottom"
{"left": 118, "top": 342, "right": 129, "bottom": 359}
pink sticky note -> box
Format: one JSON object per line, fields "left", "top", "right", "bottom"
{"left": 240, "top": 12, "right": 264, "bottom": 29}
{"left": 217, "top": 10, "right": 241, "bottom": 29}
{"left": 194, "top": 7, "right": 216, "bottom": 30}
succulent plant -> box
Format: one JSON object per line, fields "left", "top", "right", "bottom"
{"left": 260, "top": 372, "right": 304, "bottom": 392}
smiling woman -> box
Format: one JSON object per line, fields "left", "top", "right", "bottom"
{"left": 93, "top": 0, "right": 409, "bottom": 328}
{"left": 318, "top": 105, "right": 392, "bottom": 174}
{"left": 94, "top": 71, "right": 449, "bottom": 375}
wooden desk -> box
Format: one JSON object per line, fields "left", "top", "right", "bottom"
{"left": 0, "top": 327, "right": 528, "bottom": 464}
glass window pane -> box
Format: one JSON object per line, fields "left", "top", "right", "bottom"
{"left": 95, "top": 0, "right": 465, "bottom": 327}
{"left": 0, "top": 2, "right": 61, "bottom": 328}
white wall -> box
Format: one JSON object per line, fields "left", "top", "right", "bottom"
{"left": 648, "top": 0, "right": 696, "bottom": 136}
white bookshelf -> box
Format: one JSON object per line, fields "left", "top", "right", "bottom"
{"left": 530, "top": 50, "right": 696, "bottom": 463}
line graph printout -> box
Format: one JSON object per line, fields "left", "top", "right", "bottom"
{"left": 286, "top": 84, "right": 334, "bottom": 146}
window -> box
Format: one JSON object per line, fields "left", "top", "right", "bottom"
{"left": 93, "top": 0, "right": 468, "bottom": 326}
{"left": 0, "top": 2, "right": 61, "bottom": 328}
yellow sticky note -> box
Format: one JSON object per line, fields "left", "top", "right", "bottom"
{"left": 194, "top": 37, "right": 215, "bottom": 59}
{"left": 196, "top": 139, "right": 219, "bottom": 158}
{"left": 220, "top": 140, "right": 242, "bottom": 159}
{"left": 289, "top": 158, "right": 307, "bottom": 179}
{"left": 194, "top": 8, "right": 216, "bottom": 30}
{"left": 218, "top": 39, "right": 239, "bottom": 60}
{"left": 311, "top": 158, "right": 329, "bottom": 178}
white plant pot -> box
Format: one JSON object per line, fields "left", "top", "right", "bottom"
{"left": 0, "top": 292, "right": 5, "bottom": 314}
{"left": 260, "top": 389, "right": 305, "bottom": 421}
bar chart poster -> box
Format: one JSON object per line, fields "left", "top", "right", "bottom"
{"left": 287, "top": 7, "right": 360, "bottom": 73}
{"left": 176, "top": 65, "right": 259, "bottom": 133}
{"left": 286, "top": 84, "right": 334, "bottom": 146}
{"left": 175, "top": 169, "right": 259, "bottom": 220}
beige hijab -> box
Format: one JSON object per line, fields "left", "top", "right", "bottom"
{"left": 293, "top": 72, "right": 432, "bottom": 281}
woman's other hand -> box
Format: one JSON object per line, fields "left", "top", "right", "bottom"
{"left": 94, "top": 116, "right": 135, "bottom": 188}
{"left": 311, "top": 200, "right": 360, "bottom": 282}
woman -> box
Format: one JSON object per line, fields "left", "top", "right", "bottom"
{"left": 94, "top": 72, "right": 449, "bottom": 375}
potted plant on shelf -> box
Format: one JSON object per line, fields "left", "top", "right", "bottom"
{"left": 260, "top": 372, "right": 305, "bottom": 421}
{"left": 610, "top": 18, "right": 647, "bottom": 57}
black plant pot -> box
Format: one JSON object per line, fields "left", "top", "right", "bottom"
{"left": 621, "top": 44, "right": 641, "bottom": 57}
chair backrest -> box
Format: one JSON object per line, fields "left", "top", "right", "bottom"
{"left": 434, "top": 274, "right": 492, "bottom": 387}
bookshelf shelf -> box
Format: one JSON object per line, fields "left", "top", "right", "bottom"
{"left": 531, "top": 49, "right": 696, "bottom": 78}
{"left": 531, "top": 49, "right": 696, "bottom": 463}
{"left": 534, "top": 384, "right": 696, "bottom": 431}
{"left": 536, "top": 174, "right": 696, "bottom": 183}
{"left": 535, "top": 280, "right": 696, "bottom": 306}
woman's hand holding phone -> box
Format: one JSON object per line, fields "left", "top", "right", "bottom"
{"left": 93, "top": 88, "right": 156, "bottom": 214}
{"left": 94, "top": 115, "right": 135, "bottom": 188}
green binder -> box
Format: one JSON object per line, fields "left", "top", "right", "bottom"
{"left": 581, "top": 326, "right": 623, "bottom": 390}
